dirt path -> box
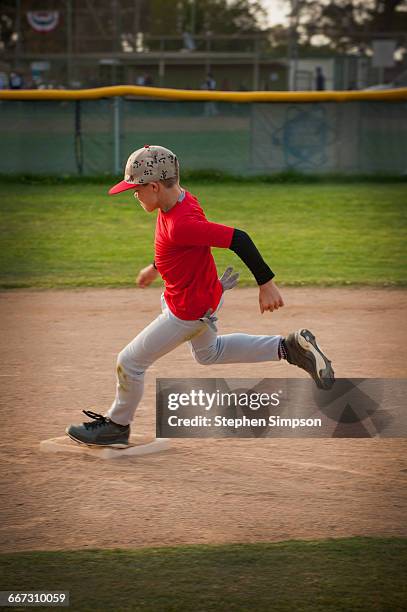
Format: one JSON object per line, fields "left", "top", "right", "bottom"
{"left": 0, "top": 288, "right": 406, "bottom": 552}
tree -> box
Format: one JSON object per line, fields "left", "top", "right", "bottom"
{"left": 291, "top": 0, "right": 407, "bottom": 53}
{"left": 145, "top": 0, "right": 267, "bottom": 36}
{"left": 0, "top": 0, "right": 16, "bottom": 52}
{"left": 0, "top": 0, "right": 268, "bottom": 56}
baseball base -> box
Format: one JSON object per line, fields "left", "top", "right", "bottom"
{"left": 39, "top": 435, "right": 170, "bottom": 460}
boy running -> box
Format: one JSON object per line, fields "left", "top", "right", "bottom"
{"left": 67, "top": 145, "right": 334, "bottom": 447}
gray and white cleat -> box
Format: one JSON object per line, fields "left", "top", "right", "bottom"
{"left": 284, "top": 329, "right": 335, "bottom": 390}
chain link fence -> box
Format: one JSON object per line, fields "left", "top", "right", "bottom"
{"left": 0, "top": 97, "right": 406, "bottom": 175}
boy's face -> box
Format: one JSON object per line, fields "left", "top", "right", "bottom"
{"left": 133, "top": 182, "right": 160, "bottom": 212}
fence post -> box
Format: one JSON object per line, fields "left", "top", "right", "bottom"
{"left": 74, "top": 100, "right": 83, "bottom": 175}
{"left": 113, "top": 96, "right": 121, "bottom": 174}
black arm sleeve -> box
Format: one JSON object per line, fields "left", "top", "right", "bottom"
{"left": 229, "top": 229, "right": 274, "bottom": 286}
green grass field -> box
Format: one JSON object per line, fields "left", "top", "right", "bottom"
{"left": 0, "top": 180, "right": 406, "bottom": 289}
{"left": 1, "top": 180, "right": 406, "bottom": 611}
{"left": 1, "top": 538, "right": 406, "bottom": 611}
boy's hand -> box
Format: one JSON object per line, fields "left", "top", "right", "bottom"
{"left": 259, "top": 279, "right": 284, "bottom": 313}
{"left": 136, "top": 264, "right": 159, "bottom": 288}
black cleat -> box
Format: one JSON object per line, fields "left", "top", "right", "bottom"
{"left": 284, "top": 329, "right": 335, "bottom": 390}
{"left": 66, "top": 410, "right": 130, "bottom": 447}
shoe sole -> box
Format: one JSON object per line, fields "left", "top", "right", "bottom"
{"left": 66, "top": 431, "right": 130, "bottom": 449}
{"left": 296, "top": 329, "right": 335, "bottom": 390}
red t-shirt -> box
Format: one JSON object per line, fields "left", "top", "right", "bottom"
{"left": 154, "top": 190, "right": 234, "bottom": 320}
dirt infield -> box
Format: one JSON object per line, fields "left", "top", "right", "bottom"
{"left": 0, "top": 287, "right": 406, "bottom": 553}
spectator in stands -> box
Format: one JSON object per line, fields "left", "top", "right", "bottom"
{"left": 9, "top": 71, "right": 24, "bottom": 89}
{"left": 201, "top": 72, "right": 218, "bottom": 116}
{"left": 315, "top": 66, "right": 326, "bottom": 91}
{"left": 144, "top": 73, "right": 153, "bottom": 86}
{"left": 203, "top": 72, "right": 216, "bottom": 91}
{"left": 182, "top": 31, "right": 196, "bottom": 52}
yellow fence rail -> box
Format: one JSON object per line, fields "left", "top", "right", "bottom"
{"left": 1, "top": 85, "right": 407, "bottom": 102}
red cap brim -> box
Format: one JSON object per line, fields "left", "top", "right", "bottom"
{"left": 108, "top": 180, "right": 140, "bottom": 195}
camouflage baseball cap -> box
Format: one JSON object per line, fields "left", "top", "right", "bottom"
{"left": 108, "top": 145, "right": 178, "bottom": 195}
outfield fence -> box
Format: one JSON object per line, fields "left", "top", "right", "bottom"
{"left": 1, "top": 86, "right": 406, "bottom": 176}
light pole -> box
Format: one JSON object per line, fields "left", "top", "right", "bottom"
{"left": 65, "top": 0, "right": 73, "bottom": 86}
{"left": 14, "top": 0, "right": 22, "bottom": 70}
{"left": 190, "top": 0, "right": 196, "bottom": 37}
{"left": 288, "top": 0, "right": 299, "bottom": 91}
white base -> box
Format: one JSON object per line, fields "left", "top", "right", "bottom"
{"left": 40, "top": 435, "right": 170, "bottom": 460}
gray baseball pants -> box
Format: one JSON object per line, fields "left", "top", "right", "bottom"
{"left": 107, "top": 295, "right": 282, "bottom": 425}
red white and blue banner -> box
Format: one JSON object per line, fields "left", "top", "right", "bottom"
{"left": 26, "top": 11, "right": 59, "bottom": 33}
